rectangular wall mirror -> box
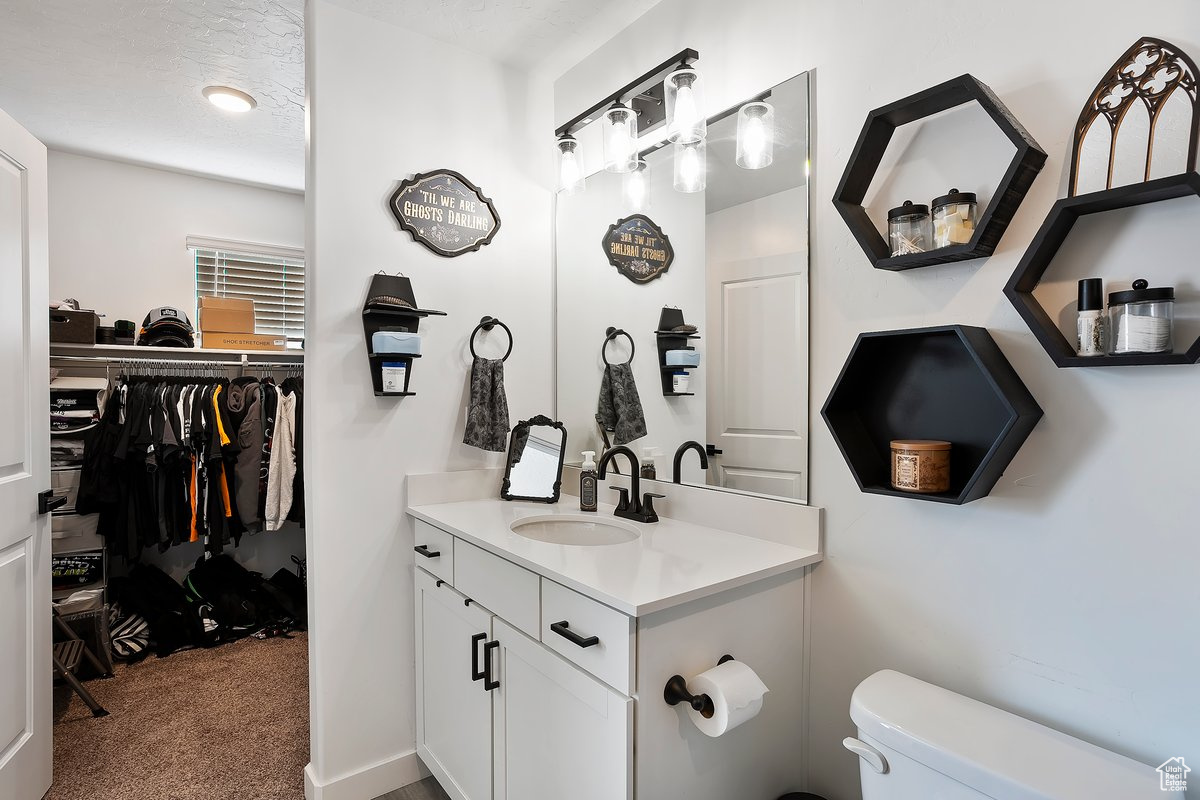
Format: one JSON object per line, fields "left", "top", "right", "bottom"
{"left": 554, "top": 71, "right": 811, "bottom": 502}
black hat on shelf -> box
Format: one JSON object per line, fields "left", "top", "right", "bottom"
{"left": 137, "top": 307, "right": 195, "bottom": 348}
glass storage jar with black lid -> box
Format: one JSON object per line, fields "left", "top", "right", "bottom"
{"left": 931, "top": 188, "right": 977, "bottom": 248}
{"left": 1108, "top": 279, "right": 1174, "bottom": 354}
{"left": 888, "top": 200, "right": 931, "bottom": 256}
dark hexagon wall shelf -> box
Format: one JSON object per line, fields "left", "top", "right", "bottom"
{"left": 822, "top": 325, "right": 1043, "bottom": 504}
{"left": 1003, "top": 171, "right": 1200, "bottom": 367}
{"left": 833, "top": 74, "right": 1048, "bottom": 271}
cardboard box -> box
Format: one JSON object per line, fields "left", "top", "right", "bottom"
{"left": 202, "top": 331, "right": 287, "bottom": 351}
{"left": 198, "top": 296, "right": 255, "bottom": 333}
{"left": 49, "top": 308, "right": 99, "bottom": 343}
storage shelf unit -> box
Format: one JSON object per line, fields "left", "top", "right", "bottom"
{"left": 1004, "top": 171, "right": 1200, "bottom": 367}
{"left": 654, "top": 309, "right": 700, "bottom": 397}
{"left": 833, "top": 74, "right": 1047, "bottom": 271}
{"left": 362, "top": 302, "right": 444, "bottom": 397}
{"left": 821, "top": 325, "right": 1043, "bottom": 504}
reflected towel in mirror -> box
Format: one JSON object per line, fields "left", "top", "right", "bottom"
{"left": 464, "top": 356, "right": 510, "bottom": 452}
{"left": 597, "top": 363, "right": 647, "bottom": 445}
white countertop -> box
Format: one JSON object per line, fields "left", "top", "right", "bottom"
{"left": 407, "top": 498, "right": 822, "bottom": 617}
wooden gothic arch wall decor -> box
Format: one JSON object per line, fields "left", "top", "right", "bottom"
{"left": 1069, "top": 37, "right": 1200, "bottom": 196}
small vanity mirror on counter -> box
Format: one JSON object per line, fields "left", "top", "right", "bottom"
{"left": 501, "top": 416, "right": 568, "bottom": 503}
{"left": 555, "top": 71, "right": 811, "bottom": 502}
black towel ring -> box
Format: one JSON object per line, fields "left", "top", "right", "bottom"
{"left": 603, "top": 327, "right": 635, "bottom": 366}
{"left": 470, "top": 316, "right": 513, "bottom": 362}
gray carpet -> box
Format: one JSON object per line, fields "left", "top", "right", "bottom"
{"left": 50, "top": 632, "right": 309, "bottom": 800}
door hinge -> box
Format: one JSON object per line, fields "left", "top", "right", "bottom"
{"left": 38, "top": 489, "right": 67, "bottom": 515}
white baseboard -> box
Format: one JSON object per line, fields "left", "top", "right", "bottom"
{"left": 305, "top": 751, "right": 429, "bottom": 800}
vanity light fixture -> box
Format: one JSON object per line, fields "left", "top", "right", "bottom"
{"left": 624, "top": 158, "right": 651, "bottom": 211}
{"left": 665, "top": 67, "right": 706, "bottom": 143}
{"left": 556, "top": 134, "right": 586, "bottom": 194}
{"left": 673, "top": 139, "right": 706, "bottom": 193}
{"left": 736, "top": 101, "right": 775, "bottom": 169}
{"left": 202, "top": 85, "right": 257, "bottom": 113}
{"left": 603, "top": 102, "right": 639, "bottom": 173}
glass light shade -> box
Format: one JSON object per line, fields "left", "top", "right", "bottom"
{"left": 623, "top": 158, "right": 650, "bottom": 211}
{"left": 673, "top": 139, "right": 706, "bottom": 193}
{"left": 557, "top": 135, "right": 586, "bottom": 194}
{"left": 602, "top": 104, "right": 638, "bottom": 173}
{"left": 736, "top": 101, "right": 775, "bottom": 169}
{"left": 665, "top": 68, "right": 706, "bottom": 143}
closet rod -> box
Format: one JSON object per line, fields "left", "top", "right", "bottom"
{"left": 49, "top": 355, "right": 302, "bottom": 369}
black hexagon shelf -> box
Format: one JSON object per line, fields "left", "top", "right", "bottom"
{"left": 833, "top": 74, "right": 1048, "bottom": 271}
{"left": 822, "top": 325, "right": 1043, "bottom": 504}
{"left": 1004, "top": 171, "right": 1200, "bottom": 367}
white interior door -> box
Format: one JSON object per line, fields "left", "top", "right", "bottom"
{"left": 414, "top": 568, "right": 494, "bottom": 800}
{"left": 0, "top": 107, "right": 52, "bottom": 800}
{"left": 706, "top": 187, "right": 809, "bottom": 501}
{"left": 492, "top": 618, "right": 632, "bottom": 800}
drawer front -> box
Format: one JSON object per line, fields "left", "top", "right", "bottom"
{"left": 52, "top": 513, "right": 103, "bottom": 554}
{"left": 413, "top": 520, "right": 454, "bottom": 583}
{"left": 540, "top": 579, "right": 634, "bottom": 694}
{"left": 51, "top": 468, "right": 82, "bottom": 513}
{"left": 454, "top": 539, "right": 539, "bottom": 638}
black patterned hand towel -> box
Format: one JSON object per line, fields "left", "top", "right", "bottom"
{"left": 464, "top": 356, "right": 510, "bottom": 452}
{"left": 597, "top": 363, "right": 647, "bottom": 445}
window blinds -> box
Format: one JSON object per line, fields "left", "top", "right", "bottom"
{"left": 193, "top": 246, "right": 305, "bottom": 346}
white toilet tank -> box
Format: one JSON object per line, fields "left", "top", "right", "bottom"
{"left": 846, "top": 670, "right": 1161, "bottom": 799}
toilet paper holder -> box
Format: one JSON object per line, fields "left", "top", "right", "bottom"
{"left": 663, "top": 654, "right": 735, "bottom": 719}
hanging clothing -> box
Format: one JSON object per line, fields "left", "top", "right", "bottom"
{"left": 77, "top": 372, "right": 304, "bottom": 562}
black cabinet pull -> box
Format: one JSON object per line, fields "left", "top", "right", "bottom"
{"left": 470, "top": 632, "right": 486, "bottom": 681}
{"left": 483, "top": 640, "right": 500, "bottom": 691}
{"left": 550, "top": 620, "right": 600, "bottom": 648}
{"left": 414, "top": 544, "right": 441, "bottom": 559}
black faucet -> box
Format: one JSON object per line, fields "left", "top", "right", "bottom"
{"left": 598, "top": 445, "right": 665, "bottom": 523}
{"left": 672, "top": 440, "right": 710, "bottom": 484}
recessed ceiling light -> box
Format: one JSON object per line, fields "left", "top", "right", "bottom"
{"left": 202, "top": 86, "right": 257, "bottom": 113}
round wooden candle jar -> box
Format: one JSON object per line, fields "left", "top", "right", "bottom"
{"left": 890, "top": 439, "right": 951, "bottom": 493}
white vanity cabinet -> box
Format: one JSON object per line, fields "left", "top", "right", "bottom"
{"left": 410, "top": 505, "right": 817, "bottom": 800}
{"left": 415, "top": 567, "right": 632, "bottom": 800}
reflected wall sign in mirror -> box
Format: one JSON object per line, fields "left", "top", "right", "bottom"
{"left": 554, "top": 71, "right": 811, "bottom": 503}
{"left": 501, "top": 416, "right": 568, "bottom": 503}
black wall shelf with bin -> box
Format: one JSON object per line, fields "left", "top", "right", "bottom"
{"left": 833, "top": 73, "right": 1047, "bottom": 272}
{"left": 362, "top": 275, "right": 445, "bottom": 397}
{"left": 821, "top": 325, "right": 1043, "bottom": 505}
{"left": 654, "top": 308, "right": 700, "bottom": 397}
{"left": 1004, "top": 172, "right": 1200, "bottom": 367}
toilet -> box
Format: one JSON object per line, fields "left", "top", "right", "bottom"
{"left": 845, "top": 670, "right": 1161, "bottom": 799}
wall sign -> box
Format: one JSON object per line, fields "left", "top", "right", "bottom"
{"left": 389, "top": 169, "right": 501, "bottom": 257}
{"left": 602, "top": 215, "right": 675, "bottom": 284}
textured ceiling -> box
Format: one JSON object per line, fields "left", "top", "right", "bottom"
{"left": 324, "top": 0, "right": 663, "bottom": 71}
{"left": 0, "top": 0, "right": 306, "bottom": 190}
{"left": 0, "top": 0, "right": 659, "bottom": 192}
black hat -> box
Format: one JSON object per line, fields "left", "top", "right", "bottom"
{"left": 137, "top": 306, "right": 195, "bottom": 348}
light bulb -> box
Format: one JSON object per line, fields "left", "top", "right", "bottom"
{"left": 673, "top": 140, "right": 705, "bottom": 193}
{"left": 666, "top": 68, "right": 706, "bottom": 143}
{"left": 603, "top": 104, "right": 637, "bottom": 173}
{"left": 735, "top": 101, "right": 775, "bottom": 170}
{"left": 624, "top": 159, "right": 649, "bottom": 211}
{"left": 556, "top": 135, "right": 585, "bottom": 194}
{"left": 203, "top": 86, "right": 257, "bottom": 113}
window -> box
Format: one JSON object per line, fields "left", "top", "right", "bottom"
{"left": 189, "top": 236, "right": 305, "bottom": 348}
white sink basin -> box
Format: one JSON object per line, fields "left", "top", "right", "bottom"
{"left": 510, "top": 514, "right": 640, "bottom": 546}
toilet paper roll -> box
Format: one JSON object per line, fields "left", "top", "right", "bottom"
{"left": 685, "top": 659, "right": 769, "bottom": 738}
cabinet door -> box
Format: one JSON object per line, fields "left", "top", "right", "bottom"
{"left": 415, "top": 568, "right": 494, "bottom": 800}
{"left": 492, "top": 618, "right": 633, "bottom": 800}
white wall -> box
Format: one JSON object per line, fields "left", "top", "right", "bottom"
{"left": 48, "top": 151, "right": 303, "bottom": 325}
{"left": 555, "top": 147, "right": 707, "bottom": 480}
{"left": 47, "top": 151, "right": 307, "bottom": 582}
{"left": 556, "top": 3, "right": 1200, "bottom": 799}
{"left": 304, "top": 2, "right": 554, "bottom": 796}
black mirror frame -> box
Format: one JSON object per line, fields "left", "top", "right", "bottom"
{"left": 501, "top": 415, "right": 568, "bottom": 503}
